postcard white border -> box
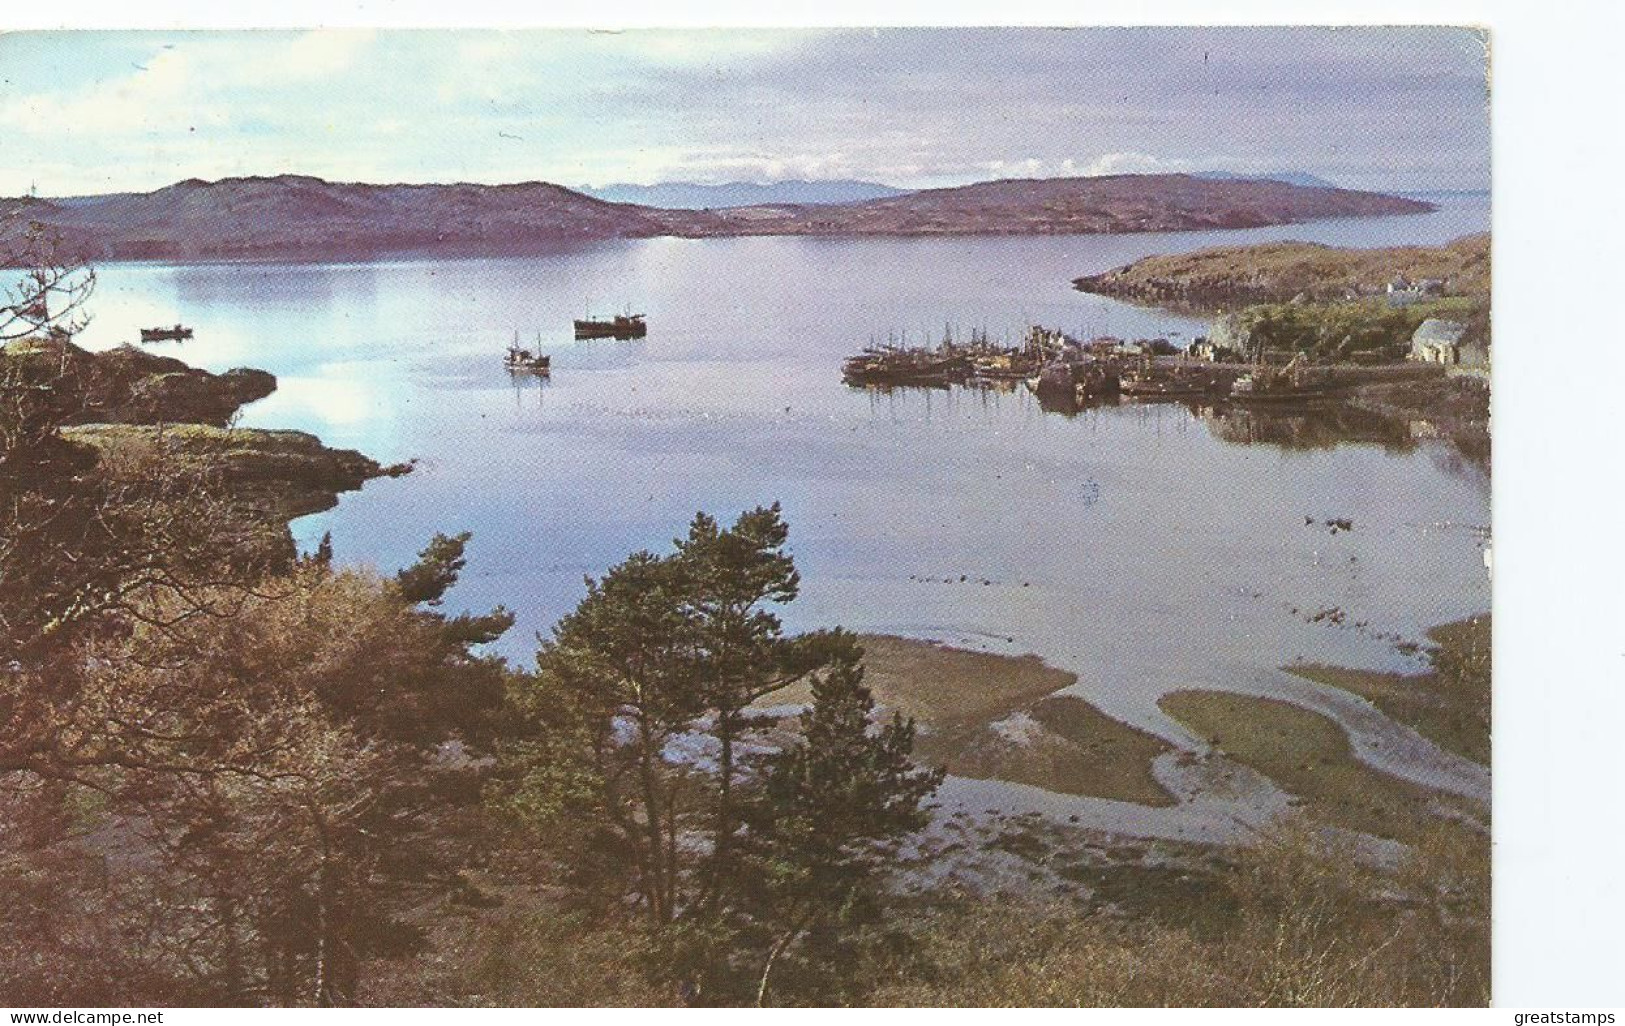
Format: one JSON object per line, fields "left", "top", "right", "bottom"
{"left": 3, "top": 0, "right": 1621, "bottom": 1009}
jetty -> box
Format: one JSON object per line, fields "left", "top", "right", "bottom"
{"left": 839, "top": 325, "right": 1445, "bottom": 413}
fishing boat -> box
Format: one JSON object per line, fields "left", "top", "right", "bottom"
{"left": 1120, "top": 372, "right": 1212, "bottom": 400}
{"left": 841, "top": 346, "right": 970, "bottom": 387}
{"left": 140, "top": 324, "right": 193, "bottom": 342}
{"left": 504, "top": 332, "right": 551, "bottom": 374}
{"left": 574, "top": 313, "right": 647, "bottom": 339}
{"left": 1025, "top": 361, "right": 1080, "bottom": 403}
{"left": 1229, "top": 375, "right": 1328, "bottom": 403}
{"left": 1229, "top": 355, "right": 1328, "bottom": 404}
{"left": 1074, "top": 363, "right": 1123, "bottom": 401}
{"left": 969, "top": 351, "right": 1041, "bottom": 381}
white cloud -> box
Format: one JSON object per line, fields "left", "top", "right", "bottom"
{"left": 589, "top": 29, "right": 821, "bottom": 67}
{"left": 272, "top": 30, "right": 376, "bottom": 80}
{"left": 646, "top": 149, "right": 863, "bottom": 185}
{"left": 0, "top": 29, "right": 1490, "bottom": 195}
{"left": 1, "top": 31, "right": 375, "bottom": 139}
{"left": 1083, "top": 152, "right": 1194, "bottom": 177}
{"left": 1, "top": 47, "right": 217, "bottom": 136}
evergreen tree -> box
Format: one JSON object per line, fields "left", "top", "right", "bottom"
{"left": 519, "top": 549, "right": 704, "bottom": 922}
{"left": 501, "top": 506, "right": 941, "bottom": 984}
{"left": 742, "top": 653, "right": 943, "bottom": 1005}
{"left": 670, "top": 503, "right": 855, "bottom": 904}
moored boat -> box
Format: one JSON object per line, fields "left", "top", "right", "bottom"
{"left": 1075, "top": 362, "right": 1123, "bottom": 399}
{"left": 504, "top": 332, "right": 551, "bottom": 373}
{"left": 1229, "top": 375, "right": 1329, "bottom": 403}
{"left": 1229, "top": 356, "right": 1329, "bottom": 404}
{"left": 574, "top": 313, "right": 647, "bottom": 339}
{"left": 140, "top": 324, "right": 194, "bottom": 342}
{"left": 1120, "top": 373, "right": 1212, "bottom": 400}
{"left": 842, "top": 345, "right": 972, "bottom": 387}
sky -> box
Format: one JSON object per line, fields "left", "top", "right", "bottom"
{"left": 0, "top": 27, "right": 1491, "bottom": 197}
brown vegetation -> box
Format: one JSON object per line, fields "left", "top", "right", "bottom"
{"left": 360, "top": 816, "right": 1488, "bottom": 1007}
{"left": 869, "top": 815, "right": 1487, "bottom": 1006}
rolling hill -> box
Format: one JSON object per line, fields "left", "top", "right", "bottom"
{"left": 1072, "top": 232, "right": 1490, "bottom": 310}
{"left": 655, "top": 175, "right": 1430, "bottom": 237}
{"left": 579, "top": 179, "right": 910, "bottom": 209}
{"left": 4, "top": 173, "right": 1434, "bottom": 263}
{"left": 1192, "top": 170, "right": 1341, "bottom": 190}
{"left": 10, "top": 175, "right": 664, "bottom": 262}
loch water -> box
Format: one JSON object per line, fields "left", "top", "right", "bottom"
{"left": 79, "top": 196, "right": 1491, "bottom": 746}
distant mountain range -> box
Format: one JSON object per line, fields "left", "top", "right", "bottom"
{"left": 579, "top": 179, "right": 910, "bottom": 209}
{"left": 3, "top": 173, "right": 1433, "bottom": 263}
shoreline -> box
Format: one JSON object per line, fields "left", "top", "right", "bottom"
{"left": 853, "top": 630, "right": 1489, "bottom": 850}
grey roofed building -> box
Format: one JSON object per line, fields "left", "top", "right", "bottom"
{"left": 1410, "top": 318, "right": 1471, "bottom": 364}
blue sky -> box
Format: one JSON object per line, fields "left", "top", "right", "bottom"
{"left": 0, "top": 27, "right": 1490, "bottom": 196}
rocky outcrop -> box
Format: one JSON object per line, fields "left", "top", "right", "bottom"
{"left": 2, "top": 336, "right": 275, "bottom": 427}
{"left": 62, "top": 424, "right": 411, "bottom": 519}
{"left": 7, "top": 335, "right": 405, "bottom": 519}
{"left": 1074, "top": 233, "right": 1489, "bottom": 311}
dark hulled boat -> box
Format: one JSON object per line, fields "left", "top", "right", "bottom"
{"left": 1228, "top": 375, "right": 1329, "bottom": 404}
{"left": 574, "top": 313, "right": 647, "bottom": 339}
{"left": 1120, "top": 371, "right": 1217, "bottom": 400}
{"left": 140, "top": 324, "right": 194, "bottom": 342}
{"left": 842, "top": 349, "right": 971, "bottom": 387}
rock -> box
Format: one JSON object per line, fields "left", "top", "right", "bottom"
{"left": 3, "top": 336, "right": 276, "bottom": 427}
{"left": 61, "top": 423, "right": 407, "bottom": 519}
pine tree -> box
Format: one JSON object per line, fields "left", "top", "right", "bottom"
{"left": 671, "top": 503, "right": 853, "bottom": 905}
{"left": 743, "top": 653, "right": 944, "bottom": 1006}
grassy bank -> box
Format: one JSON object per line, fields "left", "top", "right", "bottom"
{"left": 363, "top": 812, "right": 1488, "bottom": 1007}
{"left": 1289, "top": 614, "right": 1490, "bottom": 765}
{"left": 769, "top": 636, "right": 1175, "bottom": 805}
{"left": 1211, "top": 295, "right": 1485, "bottom": 363}
{"left": 1158, "top": 690, "right": 1485, "bottom": 844}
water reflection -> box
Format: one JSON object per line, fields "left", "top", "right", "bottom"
{"left": 1201, "top": 402, "right": 1414, "bottom": 452}
{"left": 507, "top": 368, "right": 552, "bottom": 412}
{"left": 1199, "top": 400, "right": 1488, "bottom": 475}
{"left": 849, "top": 375, "right": 1487, "bottom": 479}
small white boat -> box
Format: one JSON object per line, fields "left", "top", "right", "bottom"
{"left": 504, "top": 332, "right": 551, "bottom": 373}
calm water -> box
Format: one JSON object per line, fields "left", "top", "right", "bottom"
{"left": 78, "top": 197, "right": 1491, "bottom": 747}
